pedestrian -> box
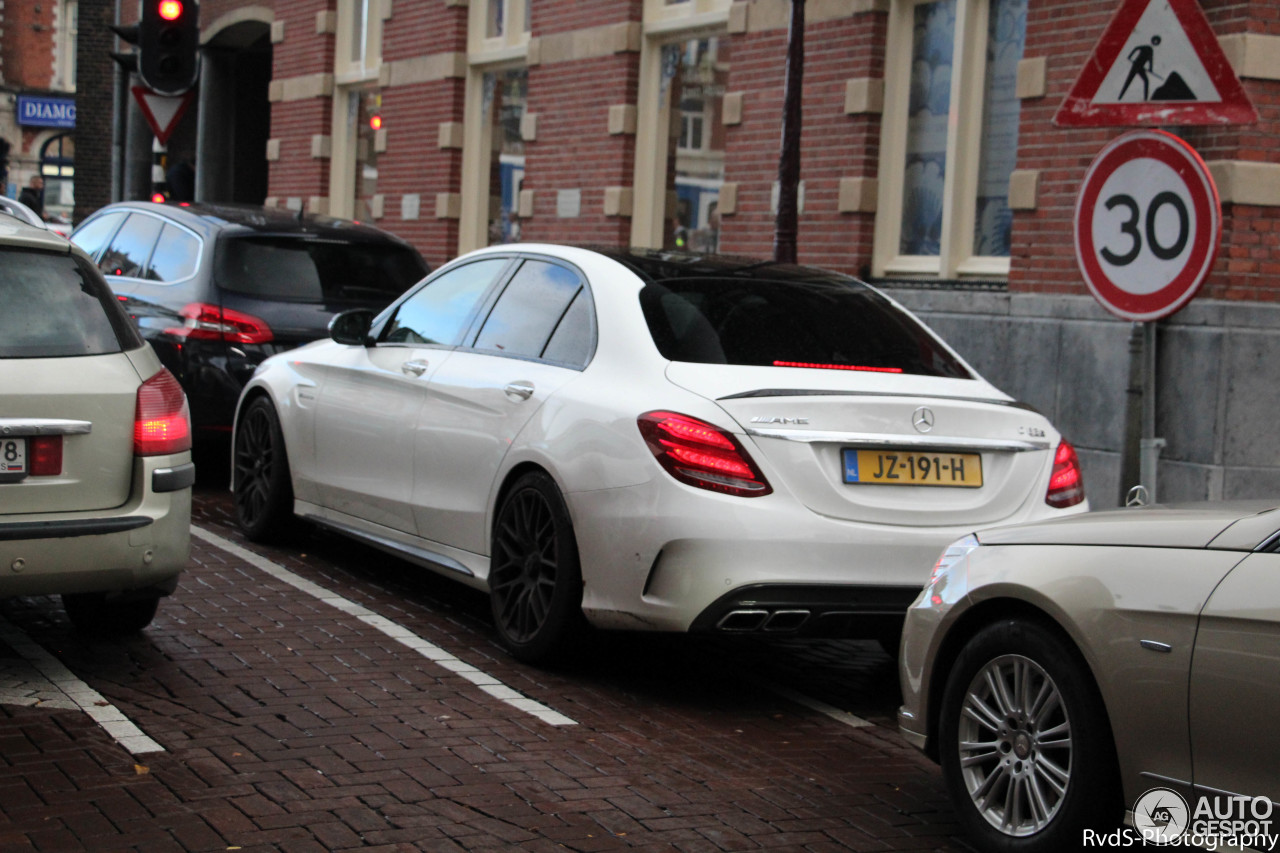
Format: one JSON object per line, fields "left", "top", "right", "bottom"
{"left": 17, "top": 174, "right": 44, "bottom": 218}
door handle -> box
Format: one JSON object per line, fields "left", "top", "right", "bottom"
{"left": 401, "top": 359, "right": 429, "bottom": 377}
{"left": 504, "top": 381, "right": 535, "bottom": 401}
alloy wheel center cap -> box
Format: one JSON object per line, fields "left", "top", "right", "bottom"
{"left": 1013, "top": 732, "right": 1032, "bottom": 760}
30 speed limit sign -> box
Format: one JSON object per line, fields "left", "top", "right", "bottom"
{"left": 1075, "top": 129, "right": 1221, "bottom": 322}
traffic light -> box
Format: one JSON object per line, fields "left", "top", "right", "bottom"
{"left": 108, "top": 22, "right": 140, "bottom": 73}
{"left": 139, "top": 0, "right": 200, "bottom": 96}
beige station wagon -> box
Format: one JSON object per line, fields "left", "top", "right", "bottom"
{"left": 0, "top": 210, "right": 193, "bottom": 634}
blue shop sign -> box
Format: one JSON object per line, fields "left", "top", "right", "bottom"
{"left": 17, "top": 95, "right": 76, "bottom": 129}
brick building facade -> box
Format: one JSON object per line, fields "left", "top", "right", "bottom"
{"left": 101, "top": 0, "right": 1280, "bottom": 503}
{"left": 1, "top": 0, "right": 79, "bottom": 220}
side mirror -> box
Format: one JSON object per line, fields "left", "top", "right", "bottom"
{"left": 329, "top": 308, "right": 374, "bottom": 346}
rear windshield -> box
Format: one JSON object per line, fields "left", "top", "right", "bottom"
{"left": 640, "top": 276, "right": 972, "bottom": 378}
{"left": 214, "top": 236, "right": 428, "bottom": 303}
{"left": 0, "top": 248, "right": 142, "bottom": 358}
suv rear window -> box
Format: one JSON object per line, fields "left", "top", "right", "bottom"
{"left": 214, "top": 236, "right": 428, "bottom": 303}
{"left": 640, "top": 276, "right": 972, "bottom": 379}
{"left": 0, "top": 248, "right": 143, "bottom": 358}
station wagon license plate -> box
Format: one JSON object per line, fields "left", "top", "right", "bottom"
{"left": 843, "top": 448, "right": 982, "bottom": 488}
{"left": 0, "top": 438, "right": 27, "bottom": 477}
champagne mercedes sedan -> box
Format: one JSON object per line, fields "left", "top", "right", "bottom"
{"left": 231, "top": 245, "right": 1086, "bottom": 662}
{"left": 899, "top": 502, "right": 1280, "bottom": 852}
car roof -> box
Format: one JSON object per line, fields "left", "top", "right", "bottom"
{"left": 583, "top": 246, "right": 864, "bottom": 286}
{"left": 0, "top": 209, "right": 73, "bottom": 253}
{"left": 85, "top": 201, "right": 420, "bottom": 247}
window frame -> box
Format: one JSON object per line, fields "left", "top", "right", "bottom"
{"left": 328, "top": 0, "right": 384, "bottom": 220}
{"left": 458, "top": 0, "right": 532, "bottom": 254}
{"left": 466, "top": 257, "right": 597, "bottom": 370}
{"left": 631, "top": 1, "right": 732, "bottom": 250}
{"left": 874, "top": 0, "right": 1017, "bottom": 280}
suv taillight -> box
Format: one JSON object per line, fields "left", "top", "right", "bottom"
{"left": 638, "top": 411, "right": 772, "bottom": 498}
{"left": 167, "top": 302, "right": 273, "bottom": 344}
{"left": 135, "top": 369, "right": 192, "bottom": 456}
{"left": 1046, "top": 439, "right": 1085, "bottom": 508}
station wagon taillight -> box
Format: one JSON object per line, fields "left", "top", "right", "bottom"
{"left": 28, "top": 436, "right": 62, "bottom": 476}
{"left": 135, "top": 369, "right": 192, "bottom": 456}
{"left": 1045, "top": 439, "right": 1085, "bottom": 508}
{"left": 167, "top": 302, "right": 273, "bottom": 344}
{"left": 638, "top": 411, "right": 772, "bottom": 498}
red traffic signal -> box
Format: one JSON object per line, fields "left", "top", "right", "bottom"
{"left": 140, "top": 0, "right": 200, "bottom": 96}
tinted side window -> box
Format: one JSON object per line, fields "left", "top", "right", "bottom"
{"left": 98, "top": 214, "right": 164, "bottom": 279}
{"left": 382, "top": 259, "right": 508, "bottom": 346}
{"left": 70, "top": 212, "right": 127, "bottom": 260}
{"left": 215, "top": 236, "right": 427, "bottom": 302}
{"left": 0, "top": 249, "right": 142, "bottom": 358}
{"left": 541, "top": 290, "right": 595, "bottom": 368}
{"left": 473, "top": 261, "right": 583, "bottom": 360}
{"left": 145, "top": 224, "right": 200, "bottom": 282}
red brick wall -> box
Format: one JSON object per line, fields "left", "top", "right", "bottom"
{"left": 265, "top": 1, "right": 336, "bottom": 205}
{"left": 718, "top": 13, "right": 887, "bottom": 271}
{"left": 371, "top": 3, "right": 467, "bottom": 267}
{"left": 522, "top": 54, "right": 640, "bottom": 246}
{"left": 3, "top": 0, "right": 57, "bottom": 89}
{"left": 519, "top": 0, "right": 642, "bottom": 246}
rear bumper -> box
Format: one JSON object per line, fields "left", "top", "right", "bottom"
{"left": 0, "top": 453, "right": 192, "bottom": 598}
{"left": 689, "top": 583, "right": 921, "bottom": 637}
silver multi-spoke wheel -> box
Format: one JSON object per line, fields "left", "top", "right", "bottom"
{"left": 957, "top": 654, "right": 1073, "bottom": 837}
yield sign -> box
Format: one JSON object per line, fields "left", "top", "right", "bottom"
{"left": 132, "top": 86, "right": 196, "bottom": 145}
{"left": 1055, "top": 0, "right": 1257, "bottom": 127}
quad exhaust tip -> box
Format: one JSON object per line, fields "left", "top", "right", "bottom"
{"left": 716, "top": 609, "right": 811, "bottom": 633}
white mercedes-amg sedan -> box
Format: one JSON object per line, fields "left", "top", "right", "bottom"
{"left": 231, "top": 245, "right": 1087, "bottom": 662}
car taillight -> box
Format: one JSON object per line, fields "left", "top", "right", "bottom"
{"left": 1046, "top": 439, "right": 1085, "bottom": 508}
{"left": 29, "top": 436, "right": 62, "bottom": 476}
{"left": 637, "top": 411, "right": 772, "bottom": 498}
{"left": 166, "top": 302, "right": 273, "bottom": 344}
{"left": 135, "top": 369, "right": 192, "bottom": 456}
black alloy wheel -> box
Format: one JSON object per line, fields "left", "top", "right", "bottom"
{"left": 233, "top": 396, "right": 295, "bottom": 542}
{"left": 489, "top": 471, "right": 584, "bottom": 663}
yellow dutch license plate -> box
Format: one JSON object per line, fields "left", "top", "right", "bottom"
{"left": 842, "top": 448, "right": 982, "bottom": 488}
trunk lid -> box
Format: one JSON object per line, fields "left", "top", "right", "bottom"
{"left": 0, "top": 353, "right": 140, "bottom": 515}
{"left": 668, "top": 363, "right": 1059, "bottom": 527}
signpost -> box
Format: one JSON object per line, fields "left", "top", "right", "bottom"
{"left": 1056, "top": 0, "right": 1253, "bottom": 505}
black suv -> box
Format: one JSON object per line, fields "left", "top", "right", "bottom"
{"left": 71, "top": 202, "right": 429, "bottom": 440}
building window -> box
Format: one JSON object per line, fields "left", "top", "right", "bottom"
{"left": 633, "top": 24, "right": 731, "bottom": 253}
{"left": 460, "top": 0, "right": 531, "bottom": 253}
{"left": 330, "top": 0, "right": 382, "bottom": 219}
{"left": 485, "top": 69, "right": 526, "bottom": 245}
{"left": 875, "top": 0, "right": 1027, "bottom": 278}
{"left": 55, "top": 0, "right": 78, "bottom": 91}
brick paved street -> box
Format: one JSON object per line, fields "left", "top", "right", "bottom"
{"left": 0, "top": 472, "right": 966, "bottom": 852}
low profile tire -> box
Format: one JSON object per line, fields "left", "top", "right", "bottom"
{"left": 489, "top": 471, "right": 585, "bottom": 664}
{"left": 63, "top": 592, "right": 160, "bottom": 637}
{"left": 234, "top": 396, "right": 295, "bottom": 543}
{"left": 938, "top": 619, "right": 1121, "bottom": 853}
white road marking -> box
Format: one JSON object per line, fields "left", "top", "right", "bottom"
{"left": 193, "top": 525, "right": 578, "bottom": 727}
{"left": 0, "top": 617, "right": 164, "bottom": 754}
{"left": 762, "top": 680, "right": 876, "bottom": 728}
